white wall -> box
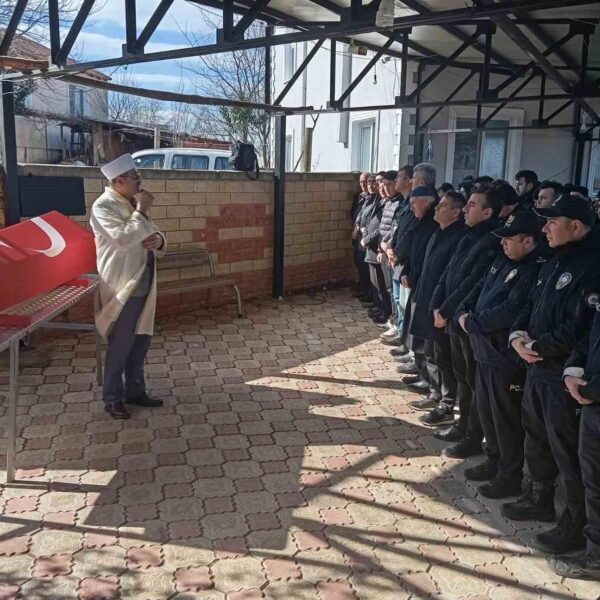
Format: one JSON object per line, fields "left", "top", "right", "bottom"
{"left": 417, "top": 65, "right": 596, "bottom": 186}
{"left": 272, "top": 38, "right": 402, "bottom": 172}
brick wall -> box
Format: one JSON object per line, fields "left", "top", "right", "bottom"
{"left": 0, "top": 165, "right": 357, "bottom": 317}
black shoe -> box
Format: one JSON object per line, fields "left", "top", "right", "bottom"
{"left": 533, "top": 509, "right": 586, "bottom": 554}
{"left": 104, "top": 401, "right": 131, "bottom": 420}
{"left": 397, "top": 361, "right": 418, "bottom": 375}
{"left": 372, "top": 314, "right": 390, "bottom": 324}
{"left": 380, "top": 336, "right": 405, "bottom": 347}
{"left": 410, "top": 396, "right": 438, "bottom": 411}
{"left": 126, "top": 392, "right": 164, "bottom": 407}
{"left": 442, "top": 436, "right": 482, "bottom": 459}
{"left": 390, "top": 347, "right": 410, "bottom": 358}
{"left": 359, "top": 295, "right": 373, "bottom": 304}
{"left": 360, "top": 301, "right": 375, "bottom": 308}
{"left": 549, "top": 551, "right": 600, "bottom": 579}
{"left": 419, "top": 406, "right": 455, "bottom": 427}
{"left": 501, "top": 482, "right": 555, "bottom": 522}
{"left": 434, "top": 424, "right": 463, "bottom": 442}
{"left": 478, "top": 475, "right": 522, "bottom": 499}
{"left": 406, "top": 380, "right": 430, "bottom": 392}
{"left": 394, "top": 353, "right": 415, "bottom": 364}
{"left": 368, "top": 308, "right": 381, "bottom": 316}
{"left": 464, "top": 459, "right": 497, "bottom": 481}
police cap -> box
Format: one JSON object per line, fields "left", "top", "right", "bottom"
{"left": 534, "top": 193, "right": 595, "bottom": 227}
{"left": 493, "top": 210, "right": 541, "bottom": 237}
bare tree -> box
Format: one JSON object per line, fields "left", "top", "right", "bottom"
{"left": 182, "top": 16, "right": 271, "bottom": 166}
{"left": 1, "top": 1, "right": 88, "bottom": 45}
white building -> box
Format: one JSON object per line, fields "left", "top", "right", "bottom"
{"left": 272, "top": 31, "right": 600, "bottom": 193}
{"left": 1, "top": 30, "right": 109, "bottom": 164}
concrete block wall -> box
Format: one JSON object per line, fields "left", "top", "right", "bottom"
{"left": 0, "top": 165, "right": 357, "bottom": 317}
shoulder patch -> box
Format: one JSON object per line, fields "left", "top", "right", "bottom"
{"left": 490, "top": 266, "right": 498, "bottom": 274}
{"left": 556, "top": 272, "right": 572, "bottom": 290}
{"left": 504, "top": 268, "right": 518, "bottom": 283}
{"left": 586, "top": 292, "right": 600, "bottom": 310}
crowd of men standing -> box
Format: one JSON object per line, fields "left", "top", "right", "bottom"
{"left": 351, "top": 164, "right": 600, "bottom": 580}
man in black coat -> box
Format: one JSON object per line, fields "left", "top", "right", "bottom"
{"left": 455, "top": 211, "right": 546, "bottom": 498}
{"left": 428, "top": 186, "right": 503, "bottom": 457}
{"left": 351, "top": 172, "right": 371, "bottom": 300}
{"left": 550, "top": 287, "right": 600, "bottom": 578}
{"left": 407, "top": 191, "right": 466, "bottom": 419}
{"left": 502, "top": 195, "right": 600, "bottom": 555}
{"left": 397, "top": 186, "right": 440, "bottom": 387}
{"left": 514, "top": 169, "right": 539, "bottom": 210}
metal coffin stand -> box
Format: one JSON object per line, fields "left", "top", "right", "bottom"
{"left": 0, "top": 276, "right": 102, "bottom": 484}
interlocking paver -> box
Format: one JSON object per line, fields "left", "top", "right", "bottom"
{"left": 2, "top": 290, "right": 600, "bottom": 599}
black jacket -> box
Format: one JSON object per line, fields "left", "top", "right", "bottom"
{"left": 565, "top": 295, "right": 600, "bottom": 402}
{"left": 390, "top": 197, "right": 418, "bottom": 279}
{"left": 361, "top": 197, "right": 385, "bottom": 264}
{"left": 512, "top": 234, "right": 600, "bottom": 383}
{"left": 431, "top": 217, "right": 502, "bottom": 336}
{"left": 402, "top": 203, "right": 439, "bottom": 290}
{"left": 408, "top": 219, "right": 466, "bottom": 341}
{"left": 352, "top": 191, "right": 369, "bottom": 225}
{"left": 458, "top": 248, "right": 546, "bottom": 370}
{"left": 379, "top": 196, "right": 402, "bottom": 246}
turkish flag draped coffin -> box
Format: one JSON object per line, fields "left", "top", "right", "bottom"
{"left": 0, "top": 211, "right": 96, "bottom": 313}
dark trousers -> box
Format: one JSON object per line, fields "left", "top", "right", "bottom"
{"left": 522, "top": 376, "right": 585, "bottom": 517}
{"left": 580, "top": 404, "right": 600, "bottom": 552}
{"left": 381, "top": 259, "right": 396, "bottom": 321}
{"left": 476, "top": 363, "right": 525, "bottom": 480}
{"left": 103, "top": 295, "right": 152, "bottom": 406}
{"left": 450, "top": 333, "right": 483, "bottom": 440}
{"left": 424, "top": 336, "right": 456, "bottom": 406}
{"left": 368, "top": 262, "right": 391, "bottom": 317}
{"left": 353, "top": 241, "right": 371, "bottom": 297}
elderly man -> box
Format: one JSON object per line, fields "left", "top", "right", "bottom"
{"left": 91, "top": 154, "right": 167, "bottom": 420}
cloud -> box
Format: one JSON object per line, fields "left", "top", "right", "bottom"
{"left": 74, "top": 31, "right": 183, "bottom": 59}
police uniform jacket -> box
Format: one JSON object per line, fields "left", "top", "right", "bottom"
{"left": 457, "top": 248, "right": 545, "bottom": 371}
{"left": 511, "top": 234, "right": 600, "bottom": 383}
{"left": 408, "top": 219, "right": 466, "bottom": 341}
{"left": 431, "top": 217, "right": 501, "bottom": 336}
{"left": 564, "top": 293, "right": 600, "bottom": 402}
{"left": 361, "top": 197, "right": 385, "bottom": 264}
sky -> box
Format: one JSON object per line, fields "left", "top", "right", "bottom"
{"left": 70, "top": 0, "right": 221, "bottom": 92}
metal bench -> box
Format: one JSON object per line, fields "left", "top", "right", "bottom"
{"left": 157, "top": 249, "right": 243, "bottom": 317}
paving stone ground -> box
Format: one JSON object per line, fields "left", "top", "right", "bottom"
{"left": 1, "top": 288, "right": 599, "bottom": 599}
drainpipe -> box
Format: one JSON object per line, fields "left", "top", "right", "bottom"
{"left": 300, "top": 41, "right": 308, "bottom": 171}
{"left": 338, "top": 45, "right": 352, "bottom": 147}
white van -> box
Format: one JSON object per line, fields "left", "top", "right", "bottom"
{"left": 132, "top": 148, "right": 231, "bottom": 171}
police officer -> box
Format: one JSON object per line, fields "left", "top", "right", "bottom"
{"left": 503, "top": 194, "right": 600, "bottom": 555}
{"left": 407, "top": 191, "right": 466, "bottom": 418}
{"left": 427, "top": 186, "right": 503, "bottom": 455}
{"left": 455, "top": 211, "right": 546, "bottom": 498}
{"left": 549, "top": 289, "right": 600, "bottom": 579}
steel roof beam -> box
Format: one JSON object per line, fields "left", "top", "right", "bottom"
{"left": 400, "top": 0, "right": 518, "bottom": 72}
{"left": 0, "top": 0, "right": 29, "bottom": 57}
{"left": 274, "top": 38, "right": 324, "bottom": 104}
{"left": 53, "top": 0, "right": 97, "bottom": 66}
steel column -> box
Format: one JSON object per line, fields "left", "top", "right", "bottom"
{"left": 329, "top": 39, "right": 336, "bottom": 107}
{"left": 5, "top": 341, "right": 18, "bottom": 483}
{"left": 48, "top": 0, "right": 61, "bottom": 65}
{"left": 273, "top": 115, "right": 286, "bottom": 298}
{"left": 1, "top": 80, "right": 20, "bottom": 226}
{"left": 481, "top": 71, "right": 537, "bottom": 126}
{"left": 125, "top": 0, "right": 137, "bottom": 54}
{"left": 265, "top": 26, "right": 273, "bottom": 105}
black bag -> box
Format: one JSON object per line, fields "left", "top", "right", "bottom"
{"left": 229, "top": 141, "right": 260, "bottom": 180}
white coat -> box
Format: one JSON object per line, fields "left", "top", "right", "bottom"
{"left": 90, "top": 186, "right": 166, "bottom": 338}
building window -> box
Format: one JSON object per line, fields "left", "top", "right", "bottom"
{"left": 285, "top": 135, "right": 293, "bottom": 171}
{"left": 589, "top": 141, "right": 600, "bottom": 196}
{"left": 284, "top": 44, "right": 297, "bottom": 81}
{"left": 352, "top": 119, "right": 376, "bottom": 172}
{"left": 446, "top": 108, "right": 523, "bottom": 186}
{"left": 69, "top": 84, "right": 85, "bottom": 117}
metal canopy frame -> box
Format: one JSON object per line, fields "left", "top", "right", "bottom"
{"left": 1, "top": 0, "right": 599, "bottom": 297}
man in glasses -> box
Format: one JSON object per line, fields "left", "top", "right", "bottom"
{"left": 91, "top": 153, "right": 167, "bottom": 419}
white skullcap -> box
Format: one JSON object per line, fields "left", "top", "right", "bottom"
{"left": 101, "top": 154, "right": 135, "bottom": 180}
